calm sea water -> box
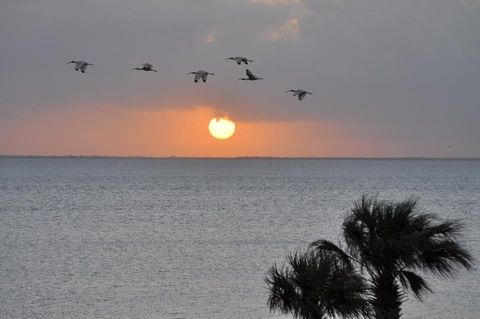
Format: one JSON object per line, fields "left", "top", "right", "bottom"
{"left": 0, "top": 158, "right": 479, "bottom": 319}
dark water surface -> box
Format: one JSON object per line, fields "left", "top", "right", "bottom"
{"left": 1, "top": 158, "right": 479, "bottom": 318}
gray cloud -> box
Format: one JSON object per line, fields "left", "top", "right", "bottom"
{"left": 0, "top": 0, "right": 479, "bottom": 155}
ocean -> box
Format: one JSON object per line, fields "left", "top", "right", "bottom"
{"left": 0, "top": 157, "right": 479, "bottom": 319}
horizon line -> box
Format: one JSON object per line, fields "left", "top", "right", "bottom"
{"left": 1, "top": 155, "right": 479, "bottom": 160}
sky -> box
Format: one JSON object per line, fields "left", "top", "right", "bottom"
{"left": 0, "top": 0, "right": 479, "bottom": 157}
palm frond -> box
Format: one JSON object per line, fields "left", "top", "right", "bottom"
{"left": 424, "top": 219, "right": 465, "bottom": 239}
{"left": 398, "top": 270, "right": 431, "bottom": 301}
{"left": 417, "top": 240, "right": 473, "bottom": 277}
{"left": 340, "top": 195, "right": 473, "bottom": 314}
{"left": 265, "top": 249, "right": 372, "bottom": 319}
{"left": 310, "top": 239, "right": 354, "bottom": 269}
{"left": 265, "top": 264, "right": 299, "bottom": 316}
{"left": 271, "top": 195, "right": 473, "bottom": 318}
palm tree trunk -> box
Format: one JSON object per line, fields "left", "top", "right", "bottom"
{"left": 372, "top": 273, "right": 402, "bottom": 319}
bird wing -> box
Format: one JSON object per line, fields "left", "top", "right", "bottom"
{"left": 201, "top": 72, "right": 209, "bottom": 81}
{"left": 298, "top": 92, "right": 306, "bottom": 100}
{"left": 246, "top": 69, "right": 255, "bottom": 79}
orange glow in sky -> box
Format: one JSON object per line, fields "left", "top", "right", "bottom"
{"left": 0, "top": 105, "right": 417, "bottom": 157}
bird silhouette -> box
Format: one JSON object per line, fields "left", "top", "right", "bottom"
{"left": 287, "top": 89, "right": 313, "bottom": 101}
{"left": 188, "top": 70, "right": 214, "bottom": 82}
{"left": 226, "top": 56, "right": 253, "bottom": 65}
{"left": 68, "top": 60, "right": 93, "bottom": 73}
{"left": 132, "top": 63, "right": 157, "bottom": 72}
{"left": 238, "top": 69, "right": 263, "bottom": 81}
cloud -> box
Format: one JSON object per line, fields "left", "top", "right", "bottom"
{"left": 461, "top": 0, "right": 480, "bottom": 9}
{"left": 1, "top": 0, "right": 480, "bottom": 156}
{"left": 249, "top": 0, "right": 301, "bottom": 6}
{"left": 249, "top": 0, "right": 307, "bottom": 42}
{"left": 260, "top": 18, "right": 300, "bottom": 42}
{"left": 203, "top": 31, "right": 218, "bottom": 44}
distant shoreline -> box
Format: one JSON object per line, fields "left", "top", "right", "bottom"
{"left": 1, "top": 155, "right": 479, "bottom": 160}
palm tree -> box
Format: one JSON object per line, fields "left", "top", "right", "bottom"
{"left": 312, "top": 195, "right": 473, "bottom": 319}
{"left": 266, "top": 249, "right": 372, "bottom": 319}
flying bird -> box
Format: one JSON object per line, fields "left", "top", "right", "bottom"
{"left": 188, "top": 70, "right": 214, "bottom": 83}
{"left": 68, "top": 60, "right": 93, "bottom": 73}
{"left": 132, "top": 63, "right": 157, "bottom": 72}
{"left": 287, "top": 89, "right": 313, "bottom": 101}
{"left": 239, "top": 69, "right": 263, "bottom": 81}
{"left": 226, "top": 57, "right": 253, "bottom": 65}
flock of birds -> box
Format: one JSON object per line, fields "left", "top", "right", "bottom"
{"left": 67, "top": 57, "right": 314, "bottom": 101}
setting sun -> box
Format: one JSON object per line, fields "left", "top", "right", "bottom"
{"left": 208, "top": 117, "right": 236, "bottom": 140}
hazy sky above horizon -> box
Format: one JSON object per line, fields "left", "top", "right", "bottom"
{"left": 1, "top": 0, "right": 479, "bottom": 157}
